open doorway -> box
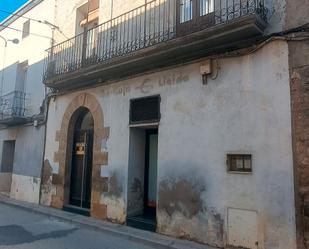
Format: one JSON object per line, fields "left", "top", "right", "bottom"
{"left": 63, "top": 108, "right": 94, "bottom": 216}
{"left": 127, "top": 127, "right": 158, "bottom": 231}
{"left": 127, "top": 95, "right": 160, "bottom": 231}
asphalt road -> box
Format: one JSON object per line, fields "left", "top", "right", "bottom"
{"left": 0, "top": 202, "right": 157, "bottom": 249}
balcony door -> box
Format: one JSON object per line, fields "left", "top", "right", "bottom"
{"left": 176, "top": 0, "right": 215, "bottom": 36}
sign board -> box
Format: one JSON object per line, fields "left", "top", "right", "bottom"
{"left": 76, "top": 142, "right": 85, "bottom": 155}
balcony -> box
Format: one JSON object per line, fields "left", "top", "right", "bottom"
{"left": 44, "top": 0, "right": 267, "bottom": 90}
{"left": 0, "top": 91, "right": 28, "bottom": 125}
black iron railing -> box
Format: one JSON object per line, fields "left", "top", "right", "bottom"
{"left": 0, "top": 91, "right": 27, "bottom": 121}
{"left": 44, "top": 0, "right": 267, "bottom": 80}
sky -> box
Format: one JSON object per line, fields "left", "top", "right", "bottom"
{"left": 0, "top": 0, "right": 29, "bottom": 22}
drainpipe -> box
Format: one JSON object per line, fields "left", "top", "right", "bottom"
{"left": 38, "top": 0, "right": 58, "bottom": 204}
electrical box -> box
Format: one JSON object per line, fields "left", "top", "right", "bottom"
{"left": 200, "top": 60, "right": 212, "bottom": 75}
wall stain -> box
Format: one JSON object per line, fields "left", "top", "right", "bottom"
{"left": 41, "top": 160, "right": 52, "bottom": 184}
{"left": 40, "top": 160, "right": 53, "bottom": 205}
{"left": 33, "top": 178, "right": 39, "bottom": 184}
{"left": 157, "top": 175, "right": 224, "bottom": 247}
{"left": 209, "top": 208, "right": 224, "bottom": 242}
{"left": 106, "top": 172, "right": 123, "bottom": 198}
{"left": 158, "top": 178, "right": 206, "bottom": 218}
{"left": 130, "top": 177, "right": 142, "bottom": 195}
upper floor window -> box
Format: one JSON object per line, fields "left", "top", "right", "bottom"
{"left": 22, "top": 20, "right": 30, "bottom": 39}
{"left": 200, "top": 0, "right": 214, "bottom": 16}
{"left": 15, "top": 61, "right": 28, "bottom": 92}
{"left": 180, "top": 0, "right": 193, "bottom": 23}
{"left": 177, "top": 0, "right": 215, "bottom": 35}
{"left": 76, "top": 0, "right": 99, "bottom": 35}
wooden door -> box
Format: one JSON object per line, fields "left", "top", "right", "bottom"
{"left": 70, "top": 130, "right": 93, "bottom": 209}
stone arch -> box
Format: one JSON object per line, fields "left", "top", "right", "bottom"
{"left": 51, "top": 93, "right": 109, "bottom": 220}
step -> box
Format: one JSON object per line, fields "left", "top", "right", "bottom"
{"left": 127, "top": 216, "right": 156, "bottom": 232}
{"left": 63, "top": 205, "right": 90, "bottom": 216}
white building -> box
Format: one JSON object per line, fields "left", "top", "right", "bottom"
{"left": 39, "top": 0, "right": 298, "bottom": 248}
{"left": 1, "top": 0, "right": 308, "bottom": 248}
{"left": 0, "top": 0, "right": 54, "bottom": 203}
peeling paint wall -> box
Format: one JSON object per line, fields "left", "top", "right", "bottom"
{"left": 101, "top": 171, "right": 126, "bottom": 223}
{"left": 40, "top": 160, "right": 54, "bottom": 205}
{"left": 43, "top": 40, "right": 296, "bottom": 248}
{"left": 157, "top": 175, "right": 224, "bottom": 246}
{"left": 10, "top": 174, "right": 41, "bottom": 204}
{"left": 127, "top": 128, "right": 145, "bottom": 217}
{"left": 0, "top": 173, "right": 12, "bottom": 194}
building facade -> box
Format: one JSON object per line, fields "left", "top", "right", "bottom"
{"left": 39, "top": 0, "right": 300, "bottom": 248}
{"left": 285, "top": 0, "right": 309, "bottom": 248}
{"left": 0, "top": 0, "right": 54, "bottom": 203}
{"left": 0, "top": 0, "right": 308, "bottom": 248}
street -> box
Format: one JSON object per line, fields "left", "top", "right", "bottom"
{"left": 0, "top": 202, "right": 158, "bottom": 249}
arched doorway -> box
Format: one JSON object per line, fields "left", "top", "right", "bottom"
{"left": 69, "top": 107, "right": 94, "bottom": 210}
{"left": 49, "top": 93, "right": 109, "bottom": 220}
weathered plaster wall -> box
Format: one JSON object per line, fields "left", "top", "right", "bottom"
{"left": 13, "top": 126, "right": 45, "bottom": 178}
{"left": 0, "top": 125, "right": 45, "bottom": 203}
{"left": 0, "top": 173, "right": 12, "bottom": 194}
{"left": 42, "top": 40, "right": 296, "bottom": 248}
{"left": 127, "top": 128, "right": 146, "bottom": 217}
{"left": 10, "top": 174, "right": 41, "bottom": 204}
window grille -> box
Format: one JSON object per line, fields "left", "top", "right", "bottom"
{"left": 130, "top": 95, "right": 160, "bottom": 124}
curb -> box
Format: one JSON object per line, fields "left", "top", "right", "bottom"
{"left": 0, "top": 196, "right": 213, "bottom": 249}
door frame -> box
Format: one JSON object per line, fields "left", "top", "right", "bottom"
{"left": 143, "top": 128, "right": 158, "bottom": 217}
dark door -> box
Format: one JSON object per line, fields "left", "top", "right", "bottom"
{"left": 69, "top": 109, "right": 94, "bottom": 210}
{"left": 70, "top": 130, "right": 93, "bottom": 209}
{"left": 176, "top": 0, "right": 215, "bottom": 36}
{"left": 144, "top": 129, "right": 158, "bottom": 218}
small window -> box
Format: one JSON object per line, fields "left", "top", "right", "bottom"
{"left": 22, "top": 20, "right": 30, "bottom": 39}
{"left": 130, "top": 95, "right": 160, "bottom": 124}
{"left": 227, "top": 154, "right": 252, "bottom": 173}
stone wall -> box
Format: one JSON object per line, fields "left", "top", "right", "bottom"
{"left": 289, "top": 39, "right": 309, "bottom": 249}
{"left": 285, "top": 0, "right": 309, "bottom": 247}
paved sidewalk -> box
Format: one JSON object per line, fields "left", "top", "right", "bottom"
{"left": 0, "top": 195, "right": 216, "bottom": 249}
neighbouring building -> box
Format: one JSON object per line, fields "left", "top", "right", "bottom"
{"left": 0, "top": 0, "right": 308, "bottom": 248}
{"left": 0, "top": 0, "right": 54, "bottom": 203}
{"left": 286, "top": 0, "right": 309, "bottom": 248}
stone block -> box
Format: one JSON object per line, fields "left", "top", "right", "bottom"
{"left": 91, "top": 203, "right": 107, "bottom": 220}
{"left": 51, "top": 195, "right": 63, "bottom": 209}
{"left": 93, "top": 151, "right": 108, "bottom": 165}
